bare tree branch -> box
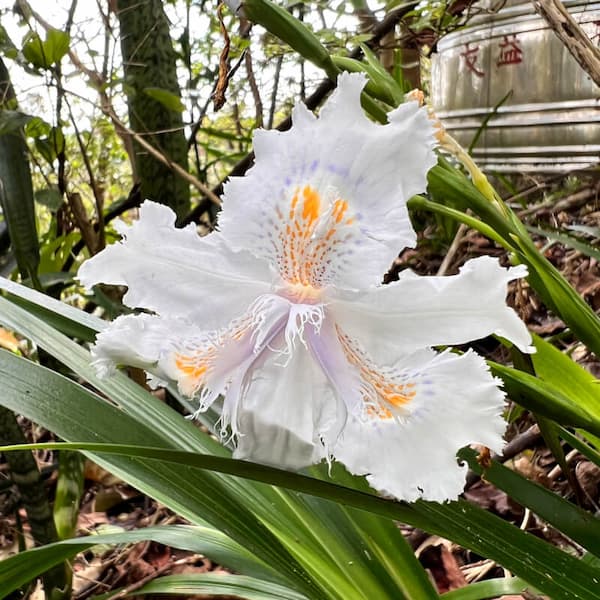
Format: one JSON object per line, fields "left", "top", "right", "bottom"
{"left": 245, "top": 48, "right": 264, "bottom": 127}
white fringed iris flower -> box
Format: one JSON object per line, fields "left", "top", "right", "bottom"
{"left": 78, "top": 73, "right": 533, "bottom": 502}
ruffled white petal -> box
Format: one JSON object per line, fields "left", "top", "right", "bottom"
{"left": 89, "top": 313, "right": 189, "bottom": 380}
{"left": 219, "top": 72, "right": 437, "bottom": 290}
{"left": 89, "top": 295, "right": 291, "bottom": 410}
{"left": 233, "top": 341, "right": 331, "bottom": 470}
{"left": 333, "top": 349, "right": 507, "bottom": 502}
{"left": 78, "top": 201, "right": 272, "bottom": 329}
{"left": 330, "top": 256, "right": 533, "bottom": 364}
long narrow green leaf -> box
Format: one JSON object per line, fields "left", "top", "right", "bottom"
{"left": 0, "top": 525, "right": 283, "bottom": 599}
{"left": 509, "top": 348, "right": 580, "bottom": 498}
{"left": 2, "top": 284, "right": 600, "bottom": 598}
{"left": 459, "top": 447, "right": 600, "bottom": 557}
{"left": 0, "top": 350, "right": 324, "bottom": 599}
{"left": 560, "top": 428, "right": 600, "bottom": 467}
{"left": 0, "top": 59, "right": 40, "bottom": 286}
{"left": 0, "top": 292, "right": 433, "bottom": 600}
{"left": 467, "top": 90, "right": 512, "bottom": 155}
{"left": 527, "top": 225, "right": 600, "bottom": 262}
{"left": 242, "top": 0, "right": 338, "bottom": 80}
{"left": 512, "top": 233, "right": 600, "bottom": 359}
{"left": 490, "top": 362, "right": 600, "bottom": 435}
{"left": 531, "top": 334, "right": 600, "bottom": 421}
{"left": 105, "top": 573, "right": 307, "bottom": 599}
{"left": 440, "top": 578, "right": 532, "bottom": 600}
{"left": 412, "top": 500, "right": 600, "bottom": 600}
{"left": 407, "top": 196, "right": 507, "bottom": 247}
{"left": 332, "top": 56, "right": 398, "bottom": 106}
{"left": 426, "top": 163, "right": 600, "bottom": 359}
{"left": 315, "top": 463, "right": 436, "bottom": 599}
{"left": 0, "top": 275, "right": 105, "bottom": 339}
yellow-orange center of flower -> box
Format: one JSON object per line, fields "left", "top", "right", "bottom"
{"left": 276, "top": 185, "right": 355, "bottom": 292}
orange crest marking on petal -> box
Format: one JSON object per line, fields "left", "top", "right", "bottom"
{"left": 276, "top": 185, "right": 358, "bottom": 293}
{"left": 337, "top": 328, "right": 416, "bottom": 420}
{"left": 302, "top": 186, "right": 321, "bottom": 222}
{"left": 173, "top": 318, "right": 252, "bottom": 397}
{"left": 174, "top": 347, "right": 217, "bottom": 395}
{"left": 332, "top": 199, "right": 348, "bottom": 223}
{"left": 175, "top": 357, "right": 208, "bottom": 379}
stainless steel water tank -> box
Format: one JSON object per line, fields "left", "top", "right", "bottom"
{"left": 430, "top": 0, "right": 600, "bottom": 172}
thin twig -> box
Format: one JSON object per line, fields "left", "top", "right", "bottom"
{"left": 16, "top": 0, "right": 138, "bottom": 172}
{"left": 437, "top": 222, "right": 469, "bottom": 275}
{"left": 104, "top": 106, "right": 221, "bottom": 207}
{"left": 244, "top": 48, "right": 263, "bottom": 127}
{"left": 63, "top": 94, "right": 105, "bottom": 253}
{"left": 267, "top": 54, "right": 283, "bottom": 130}
{"left": 518, "top": 187, "right": 597, "bottom": 218}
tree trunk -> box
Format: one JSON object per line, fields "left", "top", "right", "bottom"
{"left": 116, "top": 0, "right": 190, "bottom": 222}
{"left": 0, "top": 406, "right": 67, "bottom": 598}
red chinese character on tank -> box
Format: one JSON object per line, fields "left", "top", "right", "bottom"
{"left": 461, "top": 42, "right": 484, "bottom": 77}
{"left": 497, "top": 34, "right": 523, "bottom": 66}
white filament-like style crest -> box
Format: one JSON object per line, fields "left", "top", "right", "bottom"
{"left": 78, "top": 73, "right": 533, "bottom": 502}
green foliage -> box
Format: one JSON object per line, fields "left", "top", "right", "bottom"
{"left": 0, "top": 110, "right": 32, "bottom": 135}
{"left": 242, "top": 0, "right": 339, "bottom": 80}
{"left": 0, "top": 279, "right": 598, "bottom": 597}
{"left": 34, "top": 127, "right": 65, "bottom": 166}
{"left": 0, "top": 59, "right": 40, "bottom": 286}
{"left": 21, "top": 29, "right": 70, "bottom": 70}
{"left": 528, "top": 224, "right": 600, "bottom": 261}
{"left": 143, "top": 87, "right": 186, "bottom": 113}
{"left": 426, "top": 161, "right": 600, "bottom": 358}
{"left": 53, "top": 451, "right": 85, "bottom": 540}
{"left": 34, "top": 188, "right": 63, "bottom": 212}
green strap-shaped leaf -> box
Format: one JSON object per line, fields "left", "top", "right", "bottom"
{"left": 531, "top": 333, "right": 600, "bottom": 421}
{"left": 440, "top": 578, "right": 532, "bottom": 600}
{"left": 0, "top": 350, "right": 325, "bottom": 599}
{"left": 527, "top": 225, "right": 600, "bottom": 262}
{"left": 1, "top": 282, "right": 599, "bottom": 599}
{"left": 0, "top": 525, "right": 285, "bottom": 599}
{"left": 491, "top": 362, "right": 600, "bottom": 435}
{"left": 426, "top": 163, "right": 600, "bottom": 359}
{"left": 0, "top": 59, "right": 40, "bottom": 286}
{"left": 98, "top": 573, "right": 308, "bottom": 599}
{"left": 0, "top": 289, "right": 434, "bottom": 600}
{"left": 242, "top": 0, "right": 338, "bottom": 80}
{"left": 459, "top": 447, "right": 600, "bottom": 557}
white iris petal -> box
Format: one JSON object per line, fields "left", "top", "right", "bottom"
{"left": 333, "top": 350, "right": 507, "bottom": 502}
{"left": 78, "top": 73, "right": 533, "bottom": 502}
